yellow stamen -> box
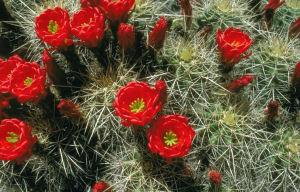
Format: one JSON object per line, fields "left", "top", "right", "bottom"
{"left": 81, "top": 18, "right": 93, "bottom": 27}
{"left": 231, "top": 40, "right": 240, "bottom": 47}
{"left": 6, "top": 132, "right": 19, "bottom": 143}
{"left": 24, "top": 77, "right": 34, "bottom": 87}
{"left": 48, "top": 20, "right": 59, "bottom": 34}
{"left": 163, "top": 130, "right": 178, "bottom": 147}
{"left": 129, "top": 98, "right": 145, "bottom": 113}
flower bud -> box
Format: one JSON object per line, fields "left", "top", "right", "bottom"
{"left": 57, "top": 99, "right": 82, "bottom": 118}
{"left": 117, "top": 23, "right": 135, "bottom": 51}
{"left": 289, "top": 18, "right": 300, "bottom": 38}
{"left": 148, "top": 17, "right": 168, "bottom": 50}
{"left": 226, "top": 75, "right": 254, "bottom": 92}
{"left": 208, "top": 170, "right": 222, "bottom": 184}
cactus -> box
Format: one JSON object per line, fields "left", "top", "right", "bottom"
{"left": 0, "top": 0, "right": 299, "bottom": 191}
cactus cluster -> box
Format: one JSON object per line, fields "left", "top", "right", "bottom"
{"left": 0, "top": 0, "right": 299, "bottom": 192}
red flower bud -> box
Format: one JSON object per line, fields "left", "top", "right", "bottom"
{"left": 117, "top": 23, "right": 135, "bottom": 51}
{"left": 216, "top": 27, "right": 252, "bottom": 71}
{"left": 9, "top": 59, "right": 46, "bottom": 103}
{"left": 179, "top": 0, "right": 192, "bottom": 29}
{"left": 57, "top": 99, "right": 82, "bottom": 118}
{"left": 0, "top": 94, "right": 12, "bottom": 120}
{"left": 71, "top": 7, "right": 106, "bottom": 47}
{"left": 0, "top": 118, "right": 37, "bottom": 164}
{"left": 289, "top": 17, "right": 300, "bottom": 38}
{"left": 35, "top": 7, "right": 73, "bottom": 50}
{"left": 226, "top": 75, "right": 254, "bottom": 92}
{"left": 42, "top": 50, "right": 66, "bottom": 86}
{"left": 92, "top": 181, "right": 111, "bottom": 192}
{"left": 265, "top": 101, "right": 279, "bottom": 120}
{"left": 81, "top": 0, "right": 100, "bottom": 8}
{"left": 179, "top": 0, "right": 192, "bottom": 16}
{"left": 113, "top": 81, "right": 164, "bottom": 127}
{"left": 292, "top": 62, "right": 300, "bottom": 90}
{"left": 208, "top": 170, "right": 222, "bottom": 184}
{"left": 148, "top": 16, "right": 168, "bottom": 50}
{"left": 155, "top": 80, "right": 167, "bottom": 105}
{"left": 263, "top": 0, "right": 285, "bottom": 11}
{"left": 99, "top": 0, "right": 135, "bottom": 23}
{"left": 147, "top": 114, "right": 195, "bottom": 162}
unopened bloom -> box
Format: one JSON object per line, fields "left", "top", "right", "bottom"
{"left": 0, "top": 118, "right": 37, "bottom": 164}
{"left": 81, "top": 0, "right": 100, "bottom": 8}
{"left": 10, "top": 60, "right": 46, "bottom": 103}
{"left": 179, "top": 0, "right": 192, "bottom": 29}
{"left": 209, "top": 170, "right": 222, "bottom": 184}
{"left": 147, "top": 115, "right": 195, "bottom": 162}
{"left": 71, "top": 7, "right": 106, "bottom": 47}
{"left": 113, "top": 81, "right": 166, "bottom": 127}
{"left": 99, "top": 0, "right": 135, "bottom": 23}
{"left": 291, "top": 62, "right": 300, "bottom": 98}
{"left": 148, "top": 17, "right": 168, "bottom": 50}
{"left": 117, "top": 23, "right": 135, "bottom": 51}
{"left": 155, "top": 80, "right": 167, "bottom": 105}
{"left": 179, "top": 0, "right": 192, "bottom": 16}
{"left": 265, "top": 101, "right": 279, "bottom": 120}
{"left": 0, "top": 54, "right": 22, "bottom": 93}
{"left": 0, "top": 94, "right": 12, "bottom": 120}
{"left": 289, "top": 17, "right": 300, "bottom": 38}
{"left": 226, "top": 75, "right": 254, "bottom": 92}
{"left": 42, "top": 50, "right": 66, "bottom": 86}
{"left": 35, "top": 7, "right": 73, "bottom": 49}
{"left": 57, "top": 99, "right": 82, "bottom": 118}
{"left": 92, "top": 181, "right": 111, "bottom": 192}
{"left": 263, "top": 0, "right": 286, "bottom": 11}
{"left": 216, "top": 27, "right": 252, "bottom": 71}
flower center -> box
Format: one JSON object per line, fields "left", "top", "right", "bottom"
{"left": 6, "top": 132, "right": 19, "bottom": 143}
{"left": 163, "top": 130, "right": 178, "bottom": 147}
{"left": 48, "top": 20, "right": 59, "bottom": 34}
{"left": 81, "top": 18, "right": 93, "bottom": 27}
{"left": 231, "top": 40, "right": 240, "bottom": 47}
{"left": 129, "top": 98, "right": 145, "bottom": 113}
{"left": 24, "top": 77, "right": 34, "bottom": 87}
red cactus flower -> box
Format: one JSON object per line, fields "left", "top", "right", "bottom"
{"left": 99, "top": 0, "right": 135, "bottom": 23}
{"left": 57, "top": 99, "right": 82, "bottom": 118}
{"left": 289, "top": 17, "right": 300, "bottom": 38}
{"left": 208, "top": 170, "right": 222, "bottom": 184}
{"left": 81, "top": 0, "right": 100, "bottom": 8}
{"left": 0, "top": 54, "right": 23, "bottom": 93}
{"left": 147, "top": 115, "right": 195, "bottom": 163}
{"left": 71, "top": 7, "right": 106, "bottom": 47}
{"left": 117, "top": 23, "right": 135, "bottom": 51}
{"left": 113, "top": 81, "right": 166, "bottom": 127}
{"left": 265, "top": 101, "right": 279, "bottom": 120}
{"left": 263, "top": 0, "right": 285, "bottom": 11}
{"left": 35, "top": 7, "right": 73, "bottom": 50}
{"left": 226, "top": 75, "right": 254, "bottom": 92}
{"left": 179, "top": 0, "right": 192, "bottom": 29}
{"left": 92, "top": 181, "right": 111, "bottom": 192}
{"left": 0, "top": 118, "right": 37, "bottom": 164}
{"left": 9, "top": 60, "right": 46, "bottom": 103}
{"left": 148, "top": 16, "right": 168, "bottom": 50}
{"left": 216, "top": 27, "right": 252, "bottom": 71}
